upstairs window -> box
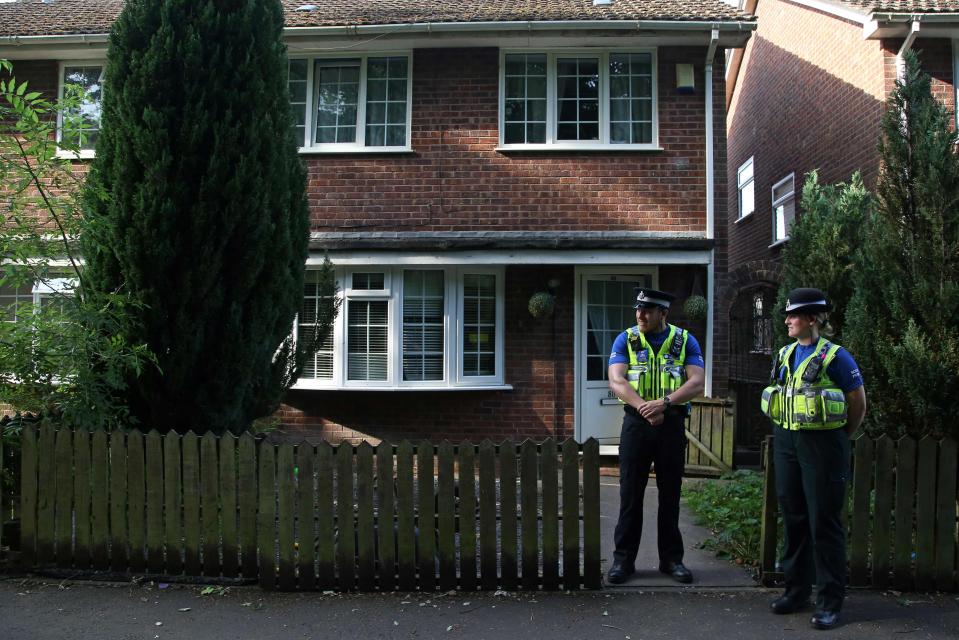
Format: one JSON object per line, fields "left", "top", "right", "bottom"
{"left": 288, "top": 54, "right": 412, "bottom": 152}
{"left": 737, "top": 157, "right": 755, "bottom": 219}
{"left": 500, "top": 50, "right": 657, "bottom": 149}
{"left": 58, "top": 63, "right": 104, "bottom": 154}
{"left": 772, "top": 173, "right": 796, "bottom": 243}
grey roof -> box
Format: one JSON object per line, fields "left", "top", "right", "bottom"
{"left": 0, "top": 0, "right": 754, "bottom": 38}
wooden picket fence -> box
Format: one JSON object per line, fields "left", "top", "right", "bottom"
{"left": 8, "top": 425, "right": 601, "bottom": 591}
{"left": 760, "top": 434, "right": 959, "bottom": 592}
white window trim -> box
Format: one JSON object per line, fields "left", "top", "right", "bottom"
{"left": 290, "top": 52, "right": 413, "bottom": 154}
{"left": 496, "top": 48, "right": 660, "bottom": 151}
{"left": 293, "top": 265, "right": 507, "bottom": 391}
{"left": 954, "top": 39, "right": 959, "bottom": 130}
{"left": 736, "top": 156, "right": 755, "bottom": 220}
{"left": 771, "top": 172, "right": 796, "bottom": 244}
{"left": 56, "top": 60, "right": 105, "bottom": 160}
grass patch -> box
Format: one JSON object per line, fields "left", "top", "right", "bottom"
{"left": 682, "top": 470, "right": 766, "bottom": 567}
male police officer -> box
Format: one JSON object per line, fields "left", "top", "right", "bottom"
{"left": 606, "top": 288, "right": 705, "bottom": 584}
{"left": 762, "top": 288, "right": 866, "bottom": 630}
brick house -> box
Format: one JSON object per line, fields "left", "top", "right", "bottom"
{"left": 0, "top": 0, "right": 755, "bottom": 449}
{"left": 724, "top": 0, "right": 959, "bottom": 450}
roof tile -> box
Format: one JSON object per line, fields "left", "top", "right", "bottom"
{"left": 0, "top": 0, "right": 753, "bottom": 38}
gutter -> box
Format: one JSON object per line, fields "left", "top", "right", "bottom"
{"left": 704, "top": 28, "right": 719, "bottom": 397}
{"left": 0, "top": 18, "right": 756, "bottom": 46}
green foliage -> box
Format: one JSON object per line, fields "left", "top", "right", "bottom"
{"left": 775, "top": 171, "right": 872, "bottom": 344}
{"left": 0, "top": 59, "right": 156, "bottom": 433}
{"left": 845, "top": 51, "right": 959, "bottom": 439}
{"left": 682, "top": 471, "right": 769, "bottom": 566}
{"left": 81, "top": 1, "right": 329, "bottom": 435}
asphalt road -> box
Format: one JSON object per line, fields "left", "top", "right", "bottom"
{"left": 1, "top": 577, "right": 957, "bottom": 640}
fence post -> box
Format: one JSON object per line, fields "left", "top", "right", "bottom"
{"left": 582, "top": 438, "right": 601, "bottom": 589}
{"left": 759, "top": 435, "right": 779, "bottom": 586}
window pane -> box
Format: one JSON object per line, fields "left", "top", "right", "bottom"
{"left": 503, "top": 54, "right": 547, "bottom": 145}
{"left": 556, "top": 57, "right": 599, "bottom": 142}
{"left": 288, "top": 59, "right": 308, "bottom": 145}
{"left": 740, "top": 180, "right": 755, "bottom": 218}
{"left": 462, "top": 274, "right": 497, "bottom": 377}
{"left": 402, "top": 270, "right": 444, "bottom": 381}
{"left": 773, "top": 176, "right": 795, "bottom": 202}
{"left": 352, "top": 272, "right": 385, "bottom": 290}
{"left": 313, "top": 60, "right": 359, "bottom": 144}
{"left": 775, "top": 197, "right": 795, "bottom": 240}
{"left": 299, "top": 270, "right": 334, "bottom": 380}
{"left": 366, "top": 56, "right": 408, "bottom": 147}
{"left": 609, "top": 53, "right": 653, "bottom": 144}
{"left": 348, "top": 300, "right": 389, "bottom": 381}
{"left": 62, "top": 65, "right": 103, "bottom": 150}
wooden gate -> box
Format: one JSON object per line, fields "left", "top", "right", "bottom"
{"left": 684, "top": 398, "right": 736, "bottom": 476}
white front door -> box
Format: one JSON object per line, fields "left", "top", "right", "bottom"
{"left": 577, "top": 271, "right": 653, "bottom": 452}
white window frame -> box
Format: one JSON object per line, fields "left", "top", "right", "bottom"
{"left": 736, "top": 156, "right": 755, "bottom": 220}
{"left": 289, "top": 52, "right": 413, "bottom": 154}
{"left": 771, "top": 172, "right": 796, "bottom": 245}
{"left": 294, "top": 265, "right": 506, "bottom": 390}
{"left": 497, "top": 48, "right": 660, "bottom": 151}
{"left": 56, "top": 60, "right": 105, "bottom": 159}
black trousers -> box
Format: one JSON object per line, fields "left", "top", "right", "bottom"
{"left": 774, "top": 426, "right": 850, "bottom": 612}
{"left": 612, "top": 408, "right": 687, "bottom": 568}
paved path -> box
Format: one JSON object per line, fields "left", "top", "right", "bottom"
{"left": 600, "top": 479, "right": 756, "bottom": 589}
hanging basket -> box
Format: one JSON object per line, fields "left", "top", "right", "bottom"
{"left": 528, "top": 292, "right": 556, "bottom": 319}
{"left": 683, "top": 294, "right": 709, "bottom": 321}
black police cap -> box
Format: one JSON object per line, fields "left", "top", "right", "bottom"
{"left": 633, "top": 287, "right": 676, "bottom": 310}
{"left": 782, "top": 287, "right": 831, "bottom": 315}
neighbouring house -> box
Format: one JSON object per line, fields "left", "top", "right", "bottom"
{"left": 724, "top": 0, "right": 959, "bottom": 452}
{"left": 0, "top": 0, "right": 755, "bottom": 451}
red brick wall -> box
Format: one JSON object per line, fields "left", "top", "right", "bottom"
{"left": 12, "top": 46, "right": 730, "bottom": 441}
{"left": 881, "top": 38, "right": 956, "bottom": 121}
{"left": 306, "top": 47, "right": 713, "bottom": 234}
{"left": 727, "top": 0, "right": 886, "bottom": 271}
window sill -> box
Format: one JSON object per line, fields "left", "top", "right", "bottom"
{"left": 734, "top": 212, "right": 754, "bottom": 224}
{"left": 291, "top": 382, "right": 513, "bottom": 391}
{"left": 56, "top": 149, "right": 95, "bottom": 160}
{"left": 496, "top": 144, "right": 664, "bottom": 153}
{"left": 768, "top": 238, "right": 789, "bottom": 249}
{"left": 298, "top": 146, "right": 414, "bottom": 155}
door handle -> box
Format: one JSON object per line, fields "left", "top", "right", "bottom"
{"left": 600, "top": 398, "right": 621, "bottom": 406}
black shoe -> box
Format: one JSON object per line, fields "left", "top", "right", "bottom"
{"left": 658, "top": 561, "right": 693, "bottom": 583}
{"left": 810, "top": 610, "right": 840, "bottom": 630}
{"left": 770, "top": 592, "right": 811, "bottom": 615}
{"left": 606, "top": 562, "right": 635, "bottom": 584}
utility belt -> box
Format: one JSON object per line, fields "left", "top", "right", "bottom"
{"left": 761, "top": 384, "right": 848, "bottom": 430}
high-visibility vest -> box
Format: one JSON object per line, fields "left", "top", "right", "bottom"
{"left": 624, "top": 324, "right": 689, "bottom": 401}
{"left": 760, "top": 337, "right": 848, "bottom": 430}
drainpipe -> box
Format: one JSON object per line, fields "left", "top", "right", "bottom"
{"left": 896, "top": 19, "right": 921, "bottom": 82}
{"left": 704, "top": 28, "right": 719, "bottom": 397}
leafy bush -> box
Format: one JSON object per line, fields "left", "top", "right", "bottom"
{"left": 682, "top": 470, "right": 768, "bottom": 566}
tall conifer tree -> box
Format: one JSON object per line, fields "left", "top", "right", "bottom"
{"left": 82, "top": 0, "right": 317, "bottom": 434}
{"left": 845, "top": 51, "right": 959, "bottom": 438}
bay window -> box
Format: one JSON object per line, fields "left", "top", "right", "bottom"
{"left": 296, "top": 266, "right": 505, "bottom": 389}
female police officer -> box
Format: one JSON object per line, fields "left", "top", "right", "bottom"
{"left": 761, "top": 288, "right": 867, "bottom": 630}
